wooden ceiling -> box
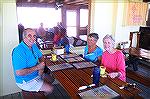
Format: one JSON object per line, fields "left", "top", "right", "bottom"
{"left": 16, "top": 0, "right": 88, "bottom": 6}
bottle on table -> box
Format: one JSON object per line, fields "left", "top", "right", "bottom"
{"left": 93, "top": 66, "right": 100, "bottom": 86}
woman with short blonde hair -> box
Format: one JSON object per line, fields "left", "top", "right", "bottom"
{"left": 101, "top": 34, "right": 126, "bottom": 81}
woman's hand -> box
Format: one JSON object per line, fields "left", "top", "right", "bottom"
{"left": 108, "top": 72, "right": 120, "bottom": 78}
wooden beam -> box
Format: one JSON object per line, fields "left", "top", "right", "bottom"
{"left": 16, "top": 0, "right": 88, "bottom": 6}
{"left": 64, "top": 0, "right": 88, "bottom": 5}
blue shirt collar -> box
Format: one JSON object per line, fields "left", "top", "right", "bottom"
{"left": 20, "top": 41, "right": 31, "bottom": 51}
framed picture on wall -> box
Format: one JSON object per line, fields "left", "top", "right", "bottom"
{"left": 123, "top": 2, "right": 148, "bottom": 26}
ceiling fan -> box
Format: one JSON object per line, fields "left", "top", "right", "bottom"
{"left": 55, "top": 0, "right": 64, "bottom": 9}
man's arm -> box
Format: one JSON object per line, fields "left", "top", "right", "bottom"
{"left": 39, "top": 56, "right": 45, "bottom": 62}
{"left": 16, "top": 62, "right": 45, "bottom": 76}
{"left": 38, "top": 56, "right": 45, "bottom": 75}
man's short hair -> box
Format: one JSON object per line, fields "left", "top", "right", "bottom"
{"left": 23, "top": 28, "right": 34, "bottom": 39}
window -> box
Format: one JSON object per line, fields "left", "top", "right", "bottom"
{"left": 80, "top": 9, "right": 88, "bottom": 27}
{"left": 66, "top": 10, "right": 77, "bottom": 37}
{"left": 17, "top": 7, "right": 61, "bottom": 28}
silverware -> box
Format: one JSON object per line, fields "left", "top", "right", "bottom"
{"left": 78, "top": 84, "right": 95, "bottom": 91}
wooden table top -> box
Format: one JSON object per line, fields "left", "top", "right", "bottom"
{"left": 45, "top": 54, "right": 142, "bottom": 99}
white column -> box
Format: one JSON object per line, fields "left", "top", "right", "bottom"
{"left": 89, "top": 0, "right": 114, "bottom": 49}
{"left": 0, "top": 0, "right": 21, "bottom": 96}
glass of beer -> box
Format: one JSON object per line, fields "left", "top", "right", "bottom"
{"left": 100, "top": 66, "right": 106, "bottom": 75}
{"left": 51, "top": 53, "right": 57, "bottom": 61}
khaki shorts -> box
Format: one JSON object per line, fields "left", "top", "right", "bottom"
{"left": 16, "top": 76, "right": 43, "bottom": 92}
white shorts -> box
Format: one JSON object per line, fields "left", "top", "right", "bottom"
{"left": 16, "top": 76, "right": 43, "bottom": 92}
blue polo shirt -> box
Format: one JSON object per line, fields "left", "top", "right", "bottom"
{"left": 84, "top": 45, "right": 103, "bottom": 62}
{"left": 12, "top": 41, "right": 42, "bottom": 84}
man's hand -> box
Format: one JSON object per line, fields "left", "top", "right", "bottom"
{"left": 37, "top": 62, "right": 45, "bottom": 70}
{"left": 37, "top": 62, "right": 45, "bottom": 76}
{"left": 38, "top": 69, "right": 44, "bottom": 76}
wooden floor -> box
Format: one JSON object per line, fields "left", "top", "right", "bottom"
{"left": 1, "top": 64, "right": 149, "bottom": 99}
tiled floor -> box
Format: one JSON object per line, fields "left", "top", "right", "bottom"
{"left": 0, "top": 92, "right": 23, "bottom": 99}
{"left": 126, "top": 64, "right": 150, "bottom": 99}
{"left": 1, "top": 83, "right": 71, "bottom": 99}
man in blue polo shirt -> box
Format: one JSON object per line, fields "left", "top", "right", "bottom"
{"left": 12, "top": 28, "right": 53, "bottom": 95}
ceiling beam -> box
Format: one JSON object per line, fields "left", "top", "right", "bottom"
{"left": 16, "top": 0, "right": 88, "bottom": 6}
{"left": 65, "top": 0, "right": 87, "bottom": 4}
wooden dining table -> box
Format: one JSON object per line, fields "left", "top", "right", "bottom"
{"left": 44, "top": 54, "right": 142, "bottom": 99}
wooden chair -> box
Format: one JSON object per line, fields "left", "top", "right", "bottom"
{"left": 129, "top": 31, "right": 140, "bottom": 48}
{"left": 72, "top": 37, "right": 87, "bottom": 47}
{"left": 127, "top": 31, "right": 140, "bottom": 71}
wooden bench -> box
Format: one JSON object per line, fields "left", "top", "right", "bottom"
{"left": 22, "top": 90, "right": 46, "bottom": 99}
